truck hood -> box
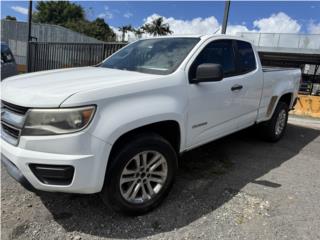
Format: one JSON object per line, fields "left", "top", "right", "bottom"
{"left": 1, "top": 67, "right": 161, "bottom": 107}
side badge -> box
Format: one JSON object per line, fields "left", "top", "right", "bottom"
{"left": 192, "top": 122, "right": 208, "bottom": 129}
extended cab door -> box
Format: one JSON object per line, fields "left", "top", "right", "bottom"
{"left": 186, "top": 39, "right": 262, "bottom": 148}
{"left": 232, "top": 40, "right": 263, "bottom": 129}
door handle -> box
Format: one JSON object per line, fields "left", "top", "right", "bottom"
{"left": 231, "top": 84, "right": 243, "bottom": 91}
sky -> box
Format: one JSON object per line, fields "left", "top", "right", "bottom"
{"left": 1, "top": 1, "right": 320, "bottom": 39}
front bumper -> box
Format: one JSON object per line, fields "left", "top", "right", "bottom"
{"left": 1, "top": 132, "right": 112, "bottom": 194}
{"left": 2, "top": 154, "right": 37, "bottom": 192}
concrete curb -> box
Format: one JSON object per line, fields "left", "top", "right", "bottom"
{"left": 288, "top": 115, "right": 320, "bottom": 129}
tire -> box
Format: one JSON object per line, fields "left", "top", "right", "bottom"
{"left": 100, "top": 133, "right": 177, "bottom": 215}
{"left": 258, "top": 101, "right": 289, "bottom": 142}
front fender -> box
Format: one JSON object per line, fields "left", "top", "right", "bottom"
{"left": 89, "top": 94, "right": 187, "bottom": 151}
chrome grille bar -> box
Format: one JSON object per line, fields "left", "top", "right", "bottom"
{"left": 1, "top": 109, "right": 26, "bottom": 128}
{"left": 1, "top": 101, "right": 28, "bottom": 115}
{"left": 1, "top": 101, "right": 28, "bottom": 145}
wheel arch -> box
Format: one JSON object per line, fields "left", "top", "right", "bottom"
{"left": 266, "top": 91, "right": 293, "bottom": 120}
{"left": 109, "top": 120, "right": 182, "bottom": 163}
{"left": 278, "top": 92, "right": 293, "bottom": 108}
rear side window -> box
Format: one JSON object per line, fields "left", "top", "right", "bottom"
{"left": 189, "top": 40, "right": 236, "bottom": 80}
{"left": 236, "top": 41, "right": 256, "bottom": 74}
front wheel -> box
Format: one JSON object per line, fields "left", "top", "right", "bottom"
{"left": 258, "top": 101, "right": 289, "bottom": 142}
{"left": 100, "top": 133, "right": 177, "bottom": 215}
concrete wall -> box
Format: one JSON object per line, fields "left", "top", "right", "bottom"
{"left": 304, "top": 64, "right": 320, "bottom": 75}
{"left": 237, "top": 32, "right": 320, "bottom": 55}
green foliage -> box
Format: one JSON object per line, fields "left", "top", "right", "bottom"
{"left": 65, "top": 18, "right": 116, "bottom": 42}
{"left": 33, "top": 1, "right": 84, "bottom": 25}
{"left": 33, "top": 1, "right": 115, "bottom": 42}
{"left": 5, "top": 16, "right": 17, "bottom": 21}
{"left": 142, "top": 17, "right": 173, "bottom": 36}
{"left": 89, "top": 18, "right": 116, "bottom": 42}
{"left": 132, "top": 28, "right": 144, "bottom": 39}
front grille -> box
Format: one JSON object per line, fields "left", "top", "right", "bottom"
{"left": 1, "top": 101, "right": 29, "bottom": 115}
{"left": 2, "top": 122, "right": 20, "bottom": 139}
{"left": 1, "top": 101, "right": 29, "bottom": 145}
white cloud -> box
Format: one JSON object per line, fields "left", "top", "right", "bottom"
{"left": 308, "top": 21, "right": 320, "bottom": 34}
{"left": 144, "top": 14, "right": 220, "bottom": 35}
{"left": 140, "top": 14, "right": 256, "bottom": 38}
{"left": 253, "top": 12, "right": 301, "bottom": 33}
{"left": 11, "top": 6, "right": 28, "bottom": 15}
{"left": 98, "top": 5, "right": 113, "bottom": 19}
{"left": 98, "top": 13, "right": 113, "bottom": 19}
{"left": 111, "top": 12, "right": 309, "bottom": 42}
{"left": 111, "top": 26, "right": 136, "bottom": 42}
{"left": 112, "top": 14, "right": 254, "bottom": 41}
{"left": 98, "top": 13, "right": 105, "bottom": 18}
{"left": 124, "top": 12, "right": 133, "bottom": 19}
{"left": 227, "top": 25, "right": 254, "bottom": 35}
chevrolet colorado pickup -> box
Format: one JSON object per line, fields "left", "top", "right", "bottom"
{"left": 1, "top": 35, "right": 301, "bottom": 215}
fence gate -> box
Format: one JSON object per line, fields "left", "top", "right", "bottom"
{"left": 27, "top": 42, "right": 126, "bottom": 72}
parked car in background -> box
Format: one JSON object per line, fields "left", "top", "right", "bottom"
{"left": 1, "top": 42, "right": 18, "bottom": 80}
{"left": 1, "top": 35, "right": 301, "bottom": 215}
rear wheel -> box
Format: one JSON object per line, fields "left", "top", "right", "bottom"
{"left": 258, "top": 101, "right": 289, "bottom": 142}
{"left": 100, "top": 133, "right": 177, "bottom": 215}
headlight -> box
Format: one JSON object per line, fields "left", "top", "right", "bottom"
{"left": 22, "top": 106, "right": 96, "bottom": 136}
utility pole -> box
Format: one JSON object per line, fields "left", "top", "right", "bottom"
{"left": 221, "top": 0, "right": 231, "bottom": 34}
{"left": 27, "top": 0, "right": 33, "bottom": 41}
{"left": 27, "top": 0, "right": 33, "bottom": 72}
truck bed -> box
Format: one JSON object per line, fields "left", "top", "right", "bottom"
{"left": 262, "top": 67, "right": 300, "bottom": 72}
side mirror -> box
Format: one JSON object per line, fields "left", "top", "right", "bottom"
{"left": 191, "top": 63, "right": 223, "bottom": 83}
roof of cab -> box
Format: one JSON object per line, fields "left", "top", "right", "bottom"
{"left": 141, "top": 34, "right": 251, "bottom": 42}
{"left": 130, "top": 34, "right": 254, "bottom": 47}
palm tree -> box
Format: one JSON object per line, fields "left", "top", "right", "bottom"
{"left": 142, "top": 17, "right": 173, "bottom": 36}
{"left": 118, "top": 25, "right": 133, "bottom": 42}
{"left": 133, "top": 28, "right": 144, "bottom": 39}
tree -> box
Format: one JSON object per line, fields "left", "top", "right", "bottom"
{"left": 133, "top": 28, "right": 144, "bottom": 39}
{"left": 89, "top": 18, "right": 116, "bottom": 42}
{"left": 142, "top": 17, "right": 173, "bottom": 36}
{"left": 32, "top": 1, "right": 115, "bottom": 42}
{"left": 33, "top": 1, "right": 84, "bottom": 25}
{"left": 5, "top": 16, "right": 17, "bottom": 21}
{"left": 118, "top": 25, "right": 133, "bottom": 42}
{"left": 64, "top": 18, "right": 116, "bottom": 42}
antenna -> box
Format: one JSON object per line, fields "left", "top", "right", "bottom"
{"left": 214, "top": 27, "right": 221, "bottom": 34}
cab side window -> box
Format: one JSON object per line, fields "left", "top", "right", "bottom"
{"left": 236, "top": 40, "right": 256, "bottom": 74}
{"left": 189, "top": 40, "right": 236, "bottom": 81}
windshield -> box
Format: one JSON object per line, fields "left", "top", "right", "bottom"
{"left": 100, "top": 38, "right": 200, "bottom": 75}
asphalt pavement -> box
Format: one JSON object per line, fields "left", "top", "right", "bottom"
{"left": 1, "top": 120, "right": 320, "bottom": 240}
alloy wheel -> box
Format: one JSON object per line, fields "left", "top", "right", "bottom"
{"left": 119, "top": 151, "right": 168, "bottom": 204}
{"left": 275, "top": 109, "right": 287, "bottom": 136}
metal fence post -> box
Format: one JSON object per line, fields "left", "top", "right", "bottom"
{"left": 26, "top": 0, "right": 33, "bottom": 72}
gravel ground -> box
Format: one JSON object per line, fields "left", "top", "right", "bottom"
{"left": 1, "top": 122, "right": 320, "bottom": 240}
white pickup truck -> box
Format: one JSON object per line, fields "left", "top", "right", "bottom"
{"left": 1, "top": 35, "right": 301, "bottom": 215}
